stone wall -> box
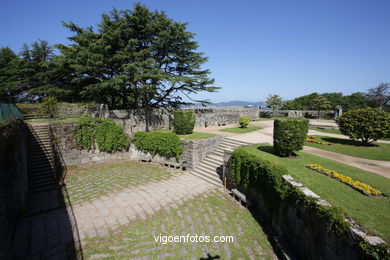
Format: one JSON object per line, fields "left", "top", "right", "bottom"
{"left": 0, "top": 119, "right": 28, "bottom": 259}
{"left": 260, "top": 109, "right": 334, "bottom": 119}
{"left": 50, "top": 122, "right": 223, "bottom": 169}
{"left": 223, "top": 152, "right": 385, "bottom": 260}
{"left": 17, "top": 103, "right": 97, "bottom": 119}
{"left": 101, "top": 107, "right": 260, "bottom": 134}
{"left": 180, "top": 135, "right": 224, "bottom": 170}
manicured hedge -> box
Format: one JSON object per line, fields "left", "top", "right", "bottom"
{"left": 273, "top": 118, "right": 309, "bottom": 157}
{"left": 75, "top": 117, "right": 130, "bottom": 152}
{"left": 229, "top": 148, "right": 350, "bottom": 235}
{"left": 173, "top": 111, "right": 195, "bottom": 134}
{"left": 132, "top": 131, "right": 183, "bottom": 160}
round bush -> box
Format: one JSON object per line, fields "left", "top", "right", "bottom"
{"left": 239, "top": 116, "right": 250, "bottom": 128}
{"left": 273, "top": 118, "right": 309, "bottom": 157}
{"left": 337, "top": 108, "right": 390, "bottom": 145}
{"left": 173, "top": 111, "right": 195, "bottom": 134}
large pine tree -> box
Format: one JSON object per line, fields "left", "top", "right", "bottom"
{"left": 57, "top": 4, "right": 219, "bottom": 109}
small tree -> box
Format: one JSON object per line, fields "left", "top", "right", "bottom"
{"left": 173, "top": 111, "right": 195, "bottom": 134}
{"left": 239, "top": 117, "right": 250, "bottom": 128}
{"left": 273, "top": 118, "right": 309, "bottom": 157}
{"left": 337, "top": 108, "right": 390, "bottom": 145}
{"left": 265, "top": 94, "right": 283, "bottom": 116}
{"left": 41, "top": 97, "right": 59, "bottom": 119}
{"left": 312, "top": 96, "right": 332, "bottom": 118}
{"left": 366, "top": 83, "right": 389, "bottom": 110}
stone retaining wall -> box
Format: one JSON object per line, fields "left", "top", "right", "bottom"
{"left": 0, "top": 119, "right": 28, "bottom": 259}
{"left": 222, "top": 151, "right": 386, "bottom": 260}
{"left": 260, "top": 109, "right": 334, "bottom": 119}
{"left": 100, "top": 106, "right": 260, "bottom": 133}
{"left": 50, "top": 122, "right": 223, "bottom": 169}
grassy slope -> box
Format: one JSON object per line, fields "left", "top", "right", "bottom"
{"left": 242, "top": 144, "right": 390, "bottom": 242}
{"left": 219, "top": 125, "right": 262, "bottom": 133}
{"left": 305, "top": 136, "right": 390, "bottom": 161}
{"left": 313, "top": 128, "right": 390, "bottom": 141}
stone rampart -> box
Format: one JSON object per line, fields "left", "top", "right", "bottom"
{"left": 0, "top": 119, "right": 28, "bottom": 259}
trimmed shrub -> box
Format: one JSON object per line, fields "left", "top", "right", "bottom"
{"left": 75, "top": 117, "right": 129, "bottom": 152}
{"left": 337, "top": 108, "right": 390, "bottom": 145}
{"left": 273, "top": 118, "right": 309, "bottom": 157}
{"left": 41, "top": 97, "right": 59, "bottom": 119}
{"left": 132, "top": 131, "right": 183, "bottom": 160}
{"left": 173, "top": 111, "right": 195, "bottom": 134}
{"left": 239, "top": 116, "right": 250, "bottom": 128}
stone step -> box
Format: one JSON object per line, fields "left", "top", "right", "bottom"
{"left": 192, "top": 166, "right": 222, "bottom": 182}
{"left": 202, "top": 159, "right": 223, "bottom": 170}
{"left": 28, "top": 163, "right": 53, "bottom": 171}
{"left": 30, "top": 179, "right": 57, "bottom": 188}
{"left": 195, "top": 163, "right": 221, "bottom": 175}
{"left": 223, "top": 138, "right": 252, "bottom": 146}
{"left": 190, "top": 170, "right": 223, "bottom": 187}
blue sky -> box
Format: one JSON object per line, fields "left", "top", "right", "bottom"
{"left": 1, "top": 0, "right": 389, "bottom": 102}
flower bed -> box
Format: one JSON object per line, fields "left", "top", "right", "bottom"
{"left": 305, "top": 164, "right": 382, "bottom": 196}
{"left": 306, "top": 136, "right": 331, "bottom": 146}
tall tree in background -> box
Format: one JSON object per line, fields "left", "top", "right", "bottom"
{"left": 312, "top": 95, "right": 332, "bottom": 118}
{"left": 57, "top": 4, "right": 218, "bottom": 109}
{"left": 19, "top": 40, "right": 70, "bottom": 101}
{"left": 366, "top": 83, "right": 389, "bottom": 110}
{"left": 265, "top": 94, "right": 283, "bottom": 115}
{"left": 0, "top": 47, "right": 21, "bottom": 101}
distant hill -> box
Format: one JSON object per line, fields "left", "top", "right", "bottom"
{"left": 211, "top": 100, "right": 266, "bottom": 108}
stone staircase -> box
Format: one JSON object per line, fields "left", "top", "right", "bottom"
{"left": 190, "top": 137, "right": 251, "bottom": 186}
{"left": 26, "top": 124, "right": 61, "bottom": 214}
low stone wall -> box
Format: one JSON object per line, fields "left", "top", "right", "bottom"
{"left": 223, "top": 151, "right": 385, "bottom": 260}
{"left": 180, "top": 135, "right": 224, "bottom": 170}
{"left": 17, "top": 103, "right": 97, "bottom": 119}
{"left": 101, "top": 107, "right": 260, "bottom": 133}
{"left": 0, "top": 119, "right": 28, "bottom": 259}
{"left": 50, "top": 122, "right": 223, "bottom": 169}
{"left": 260, "top": 109, "right": 334, "bottom": 119}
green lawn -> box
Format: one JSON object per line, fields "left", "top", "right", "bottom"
{"left": 312, "top": 128, "right": 342, "bottom": 135}
{"left": 241, "top": 144, "right": 390, "bottom": 242}
{"left": 313, "top": 128, "right": 390, "bottom": 141}
{"left": 82, "top": 191, "right": 276, "bottom": 259}
{"left": 305, "top": 136, "right": 390, "bottom": 161}
{"left": 219, "top": 125, "right": 262, "bottom": 133}
{"left": 178, "top": 132, "right": 218, "bottom": 140}
{"left": 24, "top": 117, "right": 81, "bottom": 123}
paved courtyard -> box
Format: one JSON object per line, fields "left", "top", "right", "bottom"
{"left": 13, "top": 161, "right": 277, "bottom": 259}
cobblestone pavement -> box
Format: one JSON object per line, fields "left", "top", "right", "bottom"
{"left": 81, "top": 191, "right": 277, "bottom": 259}
{"left": 72, "top": 173, "right": 217, "bottom": 241}
{"left": 66, "top": 161, "right": 178, "bottom": 203}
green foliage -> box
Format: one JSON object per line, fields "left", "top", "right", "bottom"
{"left": 229, "top": 148, "right": 350, "bottom": 236}
{"left": 281, "top": 92, "right": 371, "bottom": 112}
{"left": 359, "top": 241, "right": 390, "bottom": 260}
{"left": 132, "top": 131, "right": 183, "bottom": 160}
{"left": 95, "top": 119, "right": 130, "bottom": 152}
{"left": 273, "top": 118, "right": 309, "bottom": 157}
{"left": 0, "top": 47, "right": 20, "bottom": 101}
{"left": 41, "top": 97, "right": 59, "bottom": 119}
{"left": 57, "top": 4, "right": 218, "bottom": 108}
{"left": 312, "top": 95, "right": 332, "bottom": 118}
{"left": 366, "top": 83, "right": 389, "bottom": 109}
{"left": 265, "top": 94, "right": 283, "bottom": 115}
{"left": 75, "top": 117, "right": 129, "bottom": 152}
{"left": 173, "top": 111, "right": 195, "bottom": 134}
{"left": 338, "top": 108, "right": 390, "bottom": 145}
{"left": 239, "top": 116, "right": 250, "bottom": 128}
